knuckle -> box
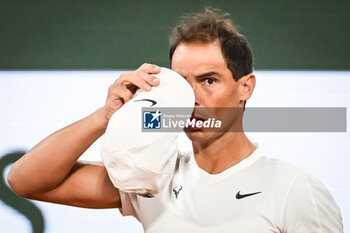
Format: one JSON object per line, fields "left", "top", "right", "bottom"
{"left": 118, "top": 73, "right": 126, "bottom": 79}
{"left": 138, "top": 63, "right": 153, "bottom": 72}
{"left": 130, "top": 75, "right": 144, "bottom": 85}
{"left": 121, "top": 91, "right": 131, "bottom": 101}
{"left": 118, "top": 72, "right": 137, "bottom": 84}
{"left": 126, "top": 91, "right": 133, "bottom": 99}
{"left": 108, "top": 85, "right": 114, "bottom": 93}
{"left": 147, "top": 74, "right": 155, "bottom": 81}
{"left": 118, "top": 72, "right": 132, "bottom": 80}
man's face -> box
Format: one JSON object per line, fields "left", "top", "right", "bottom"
{"left": 171, "top": 41, "right": 244, "bottom": 143}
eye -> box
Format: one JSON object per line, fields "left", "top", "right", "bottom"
{"left": 203, "top": 78, "right": 216, "bottom": 86}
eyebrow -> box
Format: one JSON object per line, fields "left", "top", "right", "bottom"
{"left": 195, "top": 72, "right": 221, "bottom": 79}
{"left": 181, "top": 71, "right": 221, "bottom": 80}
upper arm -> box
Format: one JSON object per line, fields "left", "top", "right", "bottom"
{"left": 282, "top": 173, "right": 343, "bottom": 232}
{"left": 27, "top": 162, "right": 121, "bottom": 209}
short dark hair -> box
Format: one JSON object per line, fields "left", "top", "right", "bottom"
{"left": 169, "top": 8, "right": 253, "bottom": 81}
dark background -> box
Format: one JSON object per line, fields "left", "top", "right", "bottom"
{"left": 1, "top": 0, "right": 349, "bottom": 70}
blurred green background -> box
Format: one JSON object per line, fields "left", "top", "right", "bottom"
{"left": 0, "top": 0, "right": 349, "bottom": 70}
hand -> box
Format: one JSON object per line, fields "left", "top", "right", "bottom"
{"left": 103, "top": 63, "right": 161, "bottom": 122}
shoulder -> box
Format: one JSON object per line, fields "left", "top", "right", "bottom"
{"left": 252, "top": 147, "right": 336, "bottom": 198}
{"left": 280, "top": 168, "right": 343, "bottom": 231}
{"left": 254, "top": 147, "right": 343, "bottom": 232}
{"left": 244, "top": 146, "right": 307, "bottom": 183}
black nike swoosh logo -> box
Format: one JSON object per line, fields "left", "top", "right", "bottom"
{"left": 133, "top": 99, "right": 157, "bottom": 106}
{"left": 236, "top": 191, "right": 262, "bottom": 199}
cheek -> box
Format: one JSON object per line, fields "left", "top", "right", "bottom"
{"left": 212, "top": 85, "right": 239, "bottom": 107}
{"left": 194, "top": 82, "right": 240, "bottom": 108}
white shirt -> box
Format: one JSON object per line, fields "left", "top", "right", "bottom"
{"left": 119, "top": 145, "right": 343, "bottom": 233}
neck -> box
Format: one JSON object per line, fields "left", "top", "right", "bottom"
{"left": 192, "top": 132, "right": 256, "bottom": 174}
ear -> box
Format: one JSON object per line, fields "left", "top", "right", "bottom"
{"left": 238, "top": 73, "right": 256, "bottom": 102}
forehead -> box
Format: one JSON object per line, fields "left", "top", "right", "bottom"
{"left": 171, "top": 42, "right": 227, "bottom": 77}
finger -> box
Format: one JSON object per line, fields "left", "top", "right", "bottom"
{"left": 135, "top": 72, "right": 160, "bottom": 87}
{"left": 117, "top": 72, "right": 151, "bottom": 92}
{"left": 115, "top": 86, "right": 133, "bottom": 103}
{"left": 127, "top": 75, "right": 152, "bottom": 91}
{"left": 108, "top": 83, "right": 133, "bottom": 101}
{"left": 136, "top": 64, "right": 161, "bottom": 86}
{"left": 137, "top": 63, "right": 161, "bottom": 75}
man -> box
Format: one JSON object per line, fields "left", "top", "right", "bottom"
{"left": 7, "top": 9, "right": 343, "bottom": 232}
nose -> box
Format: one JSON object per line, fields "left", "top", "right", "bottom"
{"left": 184, "top": 78, "right": 201, "bottom": 107}
{"left": 195, "top": 100, "right": 200, "bottom": 106}
{"left": 191, "top": 84, "right": 202, "bottom": 107}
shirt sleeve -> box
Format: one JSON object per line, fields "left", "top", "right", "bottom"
{"left": 281, "top": 172, "right": 343, "bottom": 233}
{"left": 118, "top": 190, "right": 139, "bottom": 220}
